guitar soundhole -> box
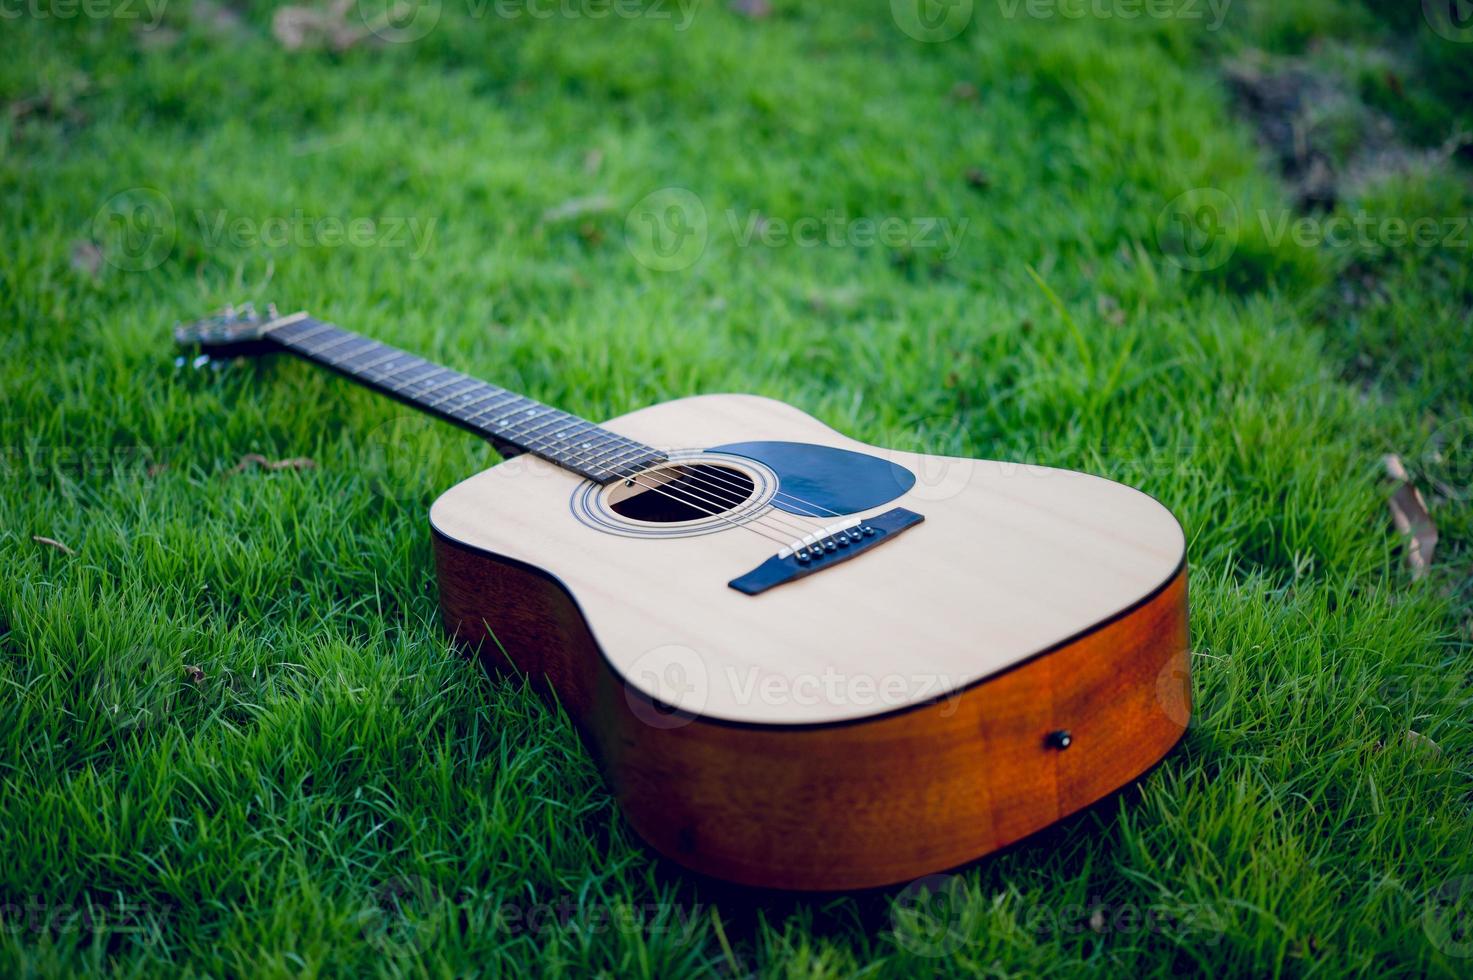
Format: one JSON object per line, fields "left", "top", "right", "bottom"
{"left": 608, "top": 464, "right": 756, "bottom": 523}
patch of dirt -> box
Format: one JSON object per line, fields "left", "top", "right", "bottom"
{"left": 1223, "top": 50, "right": 1438, "bottom": 211}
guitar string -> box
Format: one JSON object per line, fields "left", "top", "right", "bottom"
{"left": 275, "top": 330, "right": 823, "bottom": 546}
{"left": 273, "top": 325, "right": 853, "bottom": 546}
{"left": 307, "top": 345, "right": 836, "bottom": 540}
{"left": 289, "top": 333, "right": 847, "bottom": 534}
{"left": 452, "top": 400, "right": 852, "bottom": 536}
{"left": 287, "top": 330, "right": 853, "bottom": 546}
{"left": 475, "top": 416, "right": 855, "bottom": 542}
{"left": 409, "top": 365, "right": 854, "bottom": 541}
{"left": 400, "top": 365, "right": 849, "bottom": 529}
{"left": 538, "top": 437, "right": 847, "bottom": 548}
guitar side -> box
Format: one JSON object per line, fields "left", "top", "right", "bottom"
{"left": 429, "top": 394, "right": 1190, "bottom": 890}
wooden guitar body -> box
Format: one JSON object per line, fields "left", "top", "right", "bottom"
{"left": 430, "top": 394, "right": 1190, "bottom": 890}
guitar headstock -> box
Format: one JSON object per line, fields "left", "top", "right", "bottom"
{"left": 173, "top": 303, "right": 284, "bottom": 364}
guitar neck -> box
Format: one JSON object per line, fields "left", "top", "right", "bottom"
{"left": 264, "top": 313, "right": 666, "bottom": 484}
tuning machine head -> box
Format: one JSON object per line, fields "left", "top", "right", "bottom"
{"left": 173, "top": 303, "right": 282, "bottom": 361}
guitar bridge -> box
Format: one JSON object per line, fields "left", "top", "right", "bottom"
{"left": 728, "top": 508, "right": 925, "bottom": 596}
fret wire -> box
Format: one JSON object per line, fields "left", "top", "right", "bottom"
{"left": 486, "top": 409, "right": 574, "bottom": 445}
{"left": 406, "top": 376, "right": 473, "bottom": 407}
{"left": 481, "top": 402, "right": 536, "bottom": 428}
{"left": 384, "top": 363, "right": 453, "bottom": 395}
{"left": 484, "top": 407, "right": 653, "bottom": 470}
{"left": 598, "top": 436, "right": 656, "bottom": 459}
{"left": 430, "top": 379, "right": 494, "bottom": 411}
{"left": 389, "top": 361, "right": 441, "bottom": 384}
{"left": 406, "top": 375, "right": 460, "bottom": 405}
{"left": 321, "top": 338, "right": 381, "bottom": 366}
{"left": 501, "top": 416, "right": 665, "bottom": 477}
{"left": 420, "top": 376, "right": 482, "bottom": 408}
{"left": 278, "top": 323, "right": 369, "bottom": 363}
{"left": 555, "top": 433, "right": 641, "bottom": 464}
{"left": 584, "top": 426, "right": 653, "bottom": 453}
{"left": 461, "top": 402, "right": 528, "bottom": 431}
{"left": 502, "top": 414, "right": 567, "bottom": 440}
{"left": 300, "top": 331, "right": 367, "bottom": 359}
{"left": 609, "top": 453, "right": 664, "bottom": 478}
{"left": 581, "top": 439, "right": 656, "bottom": 469}
{"left": 354, "top": 351, "right": 417, "bottom": 378}
{"left": 534, "top": 421, "right": 589, "bottom": 448}
{"left": 527, "top": 433, "right": 610, "bottom": 464}
{"left": 445, "top": 386, "right": 513, "bottom": 416}
{"left": 359, "top": 352, "right": 420, "bottom": 381}
{"left": 458, "top": 392, "right": 524, "bottom": 423}
{"left": 273, "top": 319, "right": 334, "bottom": 345}
{"left": 446, "top": 395, "right": 502, "bottom": 421}
{"left": 313, "top": 338, "right": 375, "bottom": 365}
{"left": 333, "top": 341, "right": 392, "bottom": 367}
{"left": 518, "top": 412, "right": 586, "bottom": 442}
{"left": 566, "top": 423, "right": 625, "bottom": 452}
{"left": 603, "top": 449, "right": 659, "bottom": 472}
{"left": 545, "top": 438, "right": 651, "bottom": 475}
{"left": 519, "top": 411, "right": 580, "bottom": 439}
{"left": 273, "top": 320, "right": 667, "bottom": 480}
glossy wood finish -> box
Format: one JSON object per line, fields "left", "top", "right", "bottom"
{"left": 429, "top": 394, "right": 1191, "bottom": 890}
{"left": 435, "top": 531, "right": 1188, "bottom": 891}
{"left": 430, "top": 394, "right": 1186, "bottom": 726}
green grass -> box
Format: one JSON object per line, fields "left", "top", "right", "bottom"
{"left": 3, "top": 1, "right": 1471, "bottom": 975}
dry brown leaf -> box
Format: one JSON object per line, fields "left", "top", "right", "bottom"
{"left": 541, "top": 194, "right": 615, "bottom": 223}
{"left": 272, "top": 0, "right": 371, "bottom": 52}
{"left": 1384, "top": 454, "right": 1438, "bottom": 579}
{"left": 1405, "top": 730, "right": 1442, "bottom": 756}
{"left": 225, "top": 454, "right": 317, "bottom": 477}
{"left": 32, "top": 535, "right": 76, "bottom": 555}
{"left": 194, "top": 0, "right": 246, "bottom": 35}
{"left": 730, "top": 0, "right": 772, "bottom": 17}
{"left": 70, "top": 241, "right": 103, "bottom": 278}
{"left": 1096, "top": 293, "right": 1125, "bottom": 326}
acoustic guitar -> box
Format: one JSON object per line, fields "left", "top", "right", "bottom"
{"left": 175, "top": 304, "right": 1190, "bottom": 891}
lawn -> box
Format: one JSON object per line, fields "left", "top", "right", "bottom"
{"left": 3, "top": 0, "right": 1471, "bottom": 975}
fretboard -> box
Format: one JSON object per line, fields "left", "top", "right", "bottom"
{"left": 264, "top": 313, "right": 666, "bottom": 483}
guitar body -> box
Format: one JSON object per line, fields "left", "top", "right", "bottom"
{"left": 429, "top": 393, "right": 1190, "bottom": 890}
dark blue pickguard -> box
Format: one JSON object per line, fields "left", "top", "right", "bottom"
{"left": 706, "top": 440, "right": 915, "bottom": 517}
